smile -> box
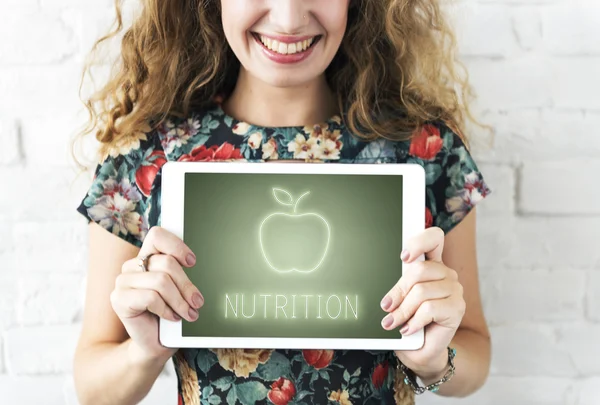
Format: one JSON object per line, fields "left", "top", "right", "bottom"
{"left": 253, "top": 33, "right": 321, "bottom": 55}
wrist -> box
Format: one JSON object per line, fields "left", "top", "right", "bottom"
{"left": 416, "top": 366, "right": 448, "bottom": 387}
{"left": 412, "top": 351, "right": 449, "bottom": 384}
{"left": 126, "top": 339, "right": 174, "bottom": 369}
{"left": 397, "top": 347, "right": 457, "bottom": 395}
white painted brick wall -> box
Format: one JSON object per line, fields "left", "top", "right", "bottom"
{"left": 0, "top": 0, "right": 598, "bottom": 404}
{"left": 520, "top": 160, "right": 600, "bottom": 215}
{"left": 588, "top": 272, "right": 600, "bottom": 322}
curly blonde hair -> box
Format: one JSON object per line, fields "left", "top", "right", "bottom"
{"left": 72, "top": 0, "right": 481, "bottom": 166}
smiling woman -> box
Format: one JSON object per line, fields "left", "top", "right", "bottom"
{"left": 72, "top": 0, "right": 491, "bottom": 404}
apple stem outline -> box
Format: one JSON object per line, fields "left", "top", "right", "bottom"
{"left": 272, "top": 188, "right": 311, "bottom": 213}
{"left": 293, "top": 191, "right": 310, "bottom": 213}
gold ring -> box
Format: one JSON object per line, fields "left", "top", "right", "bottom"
{"left": 138, "top": 254, "right": 154, "bottom": 272}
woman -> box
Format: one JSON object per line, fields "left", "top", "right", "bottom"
{"left": 72, "top": 1, "right": 492, "bottom": 404}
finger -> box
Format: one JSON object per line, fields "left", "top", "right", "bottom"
{"left": 400, "top": 297, "right": 465, "bottom": 336}
{"left": 123, "top": 254, "right": 204, "bottom": 309}
{"left": 110, "top": 288, "right": 181, "bottom": 322}
{"left": 138, "top": 226, "right": 196, "bottom": 268}
{"left": 150, "top": 254, "right": 204, "bottom": 309}
{"left": 400, "top": 227, "right": 445, "bottom": 263}
{"left": 380, "top": 279, "right": 456, "bottom": 330}
{"left": 116, "top": 271, "right": 199, "bottom": 322}
{"left": 381, "top": 261, "right": 449, "bottom": 312}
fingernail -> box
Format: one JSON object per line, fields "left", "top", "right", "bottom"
{"left": 400, "top": 250, "right": 410, "bottom": 261}
{"left": 186, "top": 253, "right": 196, "bottom": 266}
{"left": 188, "top": 308, "right": 198, "bottom": 321}
{"left": 192, "top": 292, "right": 204, "bottom": 308}
{"left": 400, "top": 324, "right": 410, "bottom": 335}
{"left": 380, "top": 296, "right": 392, "bottom": 311}
{"left": 173, "top": 312, "right": 181, "bottom": 321}
{"left": 382, "top": 314, "right": 394, "bottom": 329}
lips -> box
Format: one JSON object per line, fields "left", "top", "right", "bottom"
{"left": 252, "top": 33, "right": 321, "bottom": 55}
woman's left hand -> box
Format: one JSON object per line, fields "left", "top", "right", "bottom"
{"left": 380, "top": 227, "right": 466, "bottom": 381}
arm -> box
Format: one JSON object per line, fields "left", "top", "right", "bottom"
{"left": 415, "top": 207, "right": 491, "bottom": 397}
{"left": 72, "top": 223, "right": 172, "bottom": 405}
{"left": 382, "top": 207, "right": 491, "bottom": 398}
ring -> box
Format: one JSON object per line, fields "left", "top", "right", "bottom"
{"left": 138, "top": 253, "right": 154, "bottom": 272}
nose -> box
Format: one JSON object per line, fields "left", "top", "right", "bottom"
{"left": 268, "top": 0, "right": 309, "bottom": 34}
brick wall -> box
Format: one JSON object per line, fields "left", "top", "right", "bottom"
{"left": 0, "top": 0, "right": 598, "bottom": 404}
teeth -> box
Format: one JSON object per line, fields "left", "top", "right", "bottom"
{"left": 258, "top": 35, "right": 316, "bottom": 55}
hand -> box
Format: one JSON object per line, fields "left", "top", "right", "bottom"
{"left": 380, "top": 227, "right": 465, "bottom": 381}
{"left": 110, "top": 226, "right": 204, "bottom": 364}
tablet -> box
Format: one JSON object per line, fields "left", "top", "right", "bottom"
{"left": 160, "top": 161, "right": 425, "bottom": 350}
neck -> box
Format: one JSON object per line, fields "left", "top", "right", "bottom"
{"left": 222, "top": 68, "right": 338, "bottom": 127}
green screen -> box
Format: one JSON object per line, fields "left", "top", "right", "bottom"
{"left": 183, "top": 172, "right": 404, "bottom": 339}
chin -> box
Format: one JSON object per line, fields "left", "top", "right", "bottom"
{"left": 256, "top": 70, "right": 320, "bottom": 89}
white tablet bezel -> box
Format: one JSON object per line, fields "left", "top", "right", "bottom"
{"left": 160, "top": 161, "right": 425, "bottom": 350}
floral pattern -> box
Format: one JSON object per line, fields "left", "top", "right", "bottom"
{"left": 268, "top": 377, "right": 296, "bottom": 405}
{"left": 77, "top": 102, "right": 491, "bottom": 405}
{"left": 102, "top": 122, "right": 151, "bottom": 161}
{"left": 84, "top": 169, "right": 148, "bottom": 240}
{"left": 211, "top": 349, "right": 274, "bottom": 378}
{"left": 408, "top": 124, "right": 443, "bottom": 161}
{"left": 302, "top": 350, "right": 334, "bottom": 369}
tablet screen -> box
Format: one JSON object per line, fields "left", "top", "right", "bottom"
{"left": 182, "top": 172, "right": 404, "bottom": 340}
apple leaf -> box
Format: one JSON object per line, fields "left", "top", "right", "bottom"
{"left": 273, "top": 188, "right": 294, "bottom": 206}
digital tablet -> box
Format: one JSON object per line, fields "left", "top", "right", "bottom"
{"left": 160, "top": 161, "right": 425, "bottom": 350}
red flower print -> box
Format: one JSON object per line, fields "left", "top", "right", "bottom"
{"left": 214, "top": 142, "right": 243, "bottom": 160}
{"left": 178, "top": 142, "right": 243, "bottom": 162}
{"left": 409, "top": 124, "right": 443, "bottom": 161}
{"left": 178, "top": 144, "right": 216, "bottom": 161}
{"left": 135, "top": 150, "right": 167, "bottom": 197}
{"left": 302, "top": 349, "right": 334, "bottom": 369}
{"left": 425, "top": 207, "right": 433, "bottom": 228}
{"left": 267, "top": 377, "right": 296, "bottom": 405}
{"left": 372, "top": 361, "right": 389, "bottom": 389}
{"left": 178, "top": 393, "right": 183, "bottom": 405}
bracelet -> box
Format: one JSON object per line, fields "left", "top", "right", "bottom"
{"left": 397, "top": 347, "right": 456, "bottom": 394}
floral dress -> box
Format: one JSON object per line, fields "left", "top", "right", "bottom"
{"left": 77, "top": 103, "right": 491, "bottom": 405}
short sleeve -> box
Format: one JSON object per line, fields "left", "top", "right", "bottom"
{"left": 408, "top": 120, "right": 491, "bottom": 234}
{"left": 76, "top": 131, "right": 167, "bottom": 248}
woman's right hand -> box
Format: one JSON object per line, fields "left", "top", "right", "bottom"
{"left": 109, "top": 226, "right": 204, "bottom": 364}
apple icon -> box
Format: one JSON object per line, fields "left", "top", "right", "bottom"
{"left": 259, "top": 187, "right": 331, "bottom": 274}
